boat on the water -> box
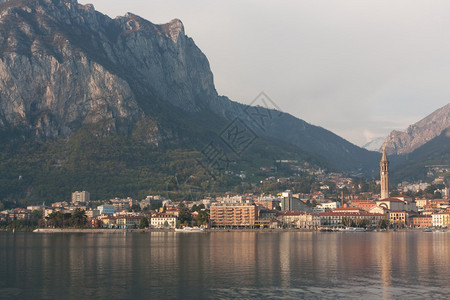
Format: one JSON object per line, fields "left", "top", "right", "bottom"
{"left": 175, "top": 227, "right": 205, "bottom": 233}
{"left": 340, "top": 227, "right": 366, "bottom": 232}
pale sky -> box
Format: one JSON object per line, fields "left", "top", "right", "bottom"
{"left": 80, "top": 0, "right": 450, "bottom": 146}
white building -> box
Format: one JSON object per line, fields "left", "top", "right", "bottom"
{"left": 432, "top": 213, "right": 445, "bottom": 227}
{"left": 316, "top": 201, "right": 341, "bottom": 210}
{"left": 151, "top": 213, "right": 177, "bottom": 228}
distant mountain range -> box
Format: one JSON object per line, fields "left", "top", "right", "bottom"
{"left": 362, "top": 137, "right": 385, "bottom": 152}
{"left": 384, "top": 103, "right": 450, "bottom": 182}
{"left": 391, "top": 127, "right": 450, "bottom": 182}
{"left": 0, "top": 0, "right": 385, "bottom": 202}
{"left": 383, "top": 103, "right": 450, "bottom": 155}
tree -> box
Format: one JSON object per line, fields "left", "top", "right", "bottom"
{"left": 46, "top": 211, "right": 67, "bottom": 228}
{"left": 195, "top": 210, "right": 209, "bottom": 226}
{"left": 31, "top": 210, "right": 43, "bottom": 220}
{"left": 356, "top": 218, "right": 370, "bottom": 228}
{"left": 139, "top": 217, "right": 149, "bottom": 229}
{"left": 178, "top": 203, "right": 192, "bottom": 225}
{"left": 150, "top": 201, "right": 162, "bottom": 211}
{"left": 378, "top": 218, "right": 389, "bottom": 229}
{"left": 433, "top": 191, "right": 442, "bottom": 199}
{"left": 342, "top": 217, "right": 353, "bottom": 227}
{"left": 130, "top": 204, "right": 141, "bottom": 212}
{"left": 191, "top": 204, "right": 205, "bottom": 212}
{"left": 71, "top": 208, "right": 87, "bottom": 228}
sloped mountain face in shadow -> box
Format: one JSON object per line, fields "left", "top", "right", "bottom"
{"left": 0, "top": 0, "right": 381, "bottom": 202}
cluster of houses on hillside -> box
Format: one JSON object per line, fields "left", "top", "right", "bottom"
{"left": 1, "top": 152, "right": 448, "bottom": 230}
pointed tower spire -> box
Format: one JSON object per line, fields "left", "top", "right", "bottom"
{"left": 380, "top": 145, "right": 389, "bottom": 199}
{"left": 381, "top": 145, "right": 388, "bottom": 162}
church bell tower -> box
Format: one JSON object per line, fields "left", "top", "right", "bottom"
{"left": 380, "top": 146, "right": 389, "bottom": 199}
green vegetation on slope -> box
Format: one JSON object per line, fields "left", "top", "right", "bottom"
{"left": 0, "top": 123, "right": 331, "bottom": 206}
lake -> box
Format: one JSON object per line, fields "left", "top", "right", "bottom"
{"left": 1, "top": 231, "right": 450, "bottom": 299}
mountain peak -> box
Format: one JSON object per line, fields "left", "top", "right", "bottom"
{"left": 160, "top": 18, "right": 184, "bottom": 43}
{"left": 383, "top": 103, "right": 450, "bottom": 155}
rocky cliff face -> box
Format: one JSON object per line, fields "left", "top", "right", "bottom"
{"left": 0, "top": 0, "right": 378, "bottom": 173}
{"left": 383, "top": 103, "right": 450, "bottom": 155}
{"left": 0, "top": 0, "right": 216, "bottom": 141}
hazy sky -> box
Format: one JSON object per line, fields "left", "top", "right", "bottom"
{"left": 80, "top": 0, "right": 450, "bottom": 146}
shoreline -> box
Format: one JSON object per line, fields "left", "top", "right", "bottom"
{"left": 26, "top": 228, "right": 443, "bottom": 233}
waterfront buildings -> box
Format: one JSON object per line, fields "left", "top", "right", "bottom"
{"left": 409, "top": 215, "right": 432, "bottom": 228}
{"left": 311, "top": 211, "right": 385, "bottom": 228}
{"left": 431, "top": 212, "right": 450, "bottom": 227}
{"left": 210, "top": 202, "right": 258, "bottom": 228}
{"left": 150, "top": 213, "right": 177, "bottom": 228}
{"left": 277, "top": 211, "right": 314, "bottom": 229}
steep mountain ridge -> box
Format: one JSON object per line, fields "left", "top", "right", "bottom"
{"left": 0, "top": 0, "right": 378, "bottom": 180}
{"left": 383, "top": 103, "right": 450, "bottom": 155}
{"left": 391, "top": 127, "right": 450, "bottom": 182}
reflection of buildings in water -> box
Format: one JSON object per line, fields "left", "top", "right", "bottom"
{"left": 373, "top": 233, "right": 392, "bottom": 298}
{"left": 416, "top": 233, "right": 450, "bottom": 282}
{"left": 432, "top": 233, "right": 450, "bottom": 277}
{"left": 315, "top": 233, "right": 338, "bottom": 280}
{"left": 208, "top": 232, "right": 259, "bottom": 287}
{"left": 279, "top": 233, "right": 291, "bottom": 290}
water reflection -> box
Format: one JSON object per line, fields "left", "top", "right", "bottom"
{"left": 1, "top": 231, "right": 450, "bottom": 299}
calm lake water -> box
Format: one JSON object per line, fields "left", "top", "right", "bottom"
{"left": 1, "top": 231, "right": 450, "bottom": 299}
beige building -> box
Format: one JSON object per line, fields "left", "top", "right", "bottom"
{"left": 116, "top": 216, "right": 145, "bottom": 229}
{"left": 415, "top": 199, "right": 429, "bottom": 209}
{"left": 210, "top": 202, "right": 258, "bottom": 228}
{"left": 276, "top": 211, "right": 313, "bottom": 229}
{"left": 389, "top": 211, "right": 408, "bottom": 227}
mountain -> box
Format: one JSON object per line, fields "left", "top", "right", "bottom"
{"left": 0, "top": 0, "right": 379, "bottom": 203}
{"left": 383, "top": 103, "right": 450, "bottom": 155}
{"left": 362, "top": 137, "right": 385, "bottom": 152}
{"left": 391, "top": 127, "right": 450, "bottom": 182}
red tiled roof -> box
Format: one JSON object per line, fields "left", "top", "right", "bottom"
{"left": 378, "top": 198, "right": 404, "bottom": 202}
{"left": 277, "top": 211, "right": 306, "bottom": 216}
{"left": 312, "top": 212, "right": 383, "bottom": 217}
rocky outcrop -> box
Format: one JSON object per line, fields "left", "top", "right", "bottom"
{"left": 383, "top": 103, "right": 450, "bottom": 155}
{"left": 0, "top": 0, "right": 379, "bottom": 172}
{"left": 0, "top": 0, "right": 216, "bottom": 141}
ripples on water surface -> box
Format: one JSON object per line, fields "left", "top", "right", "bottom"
{"left": 1, "top": 231, "right": 450, "bottom": 299}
